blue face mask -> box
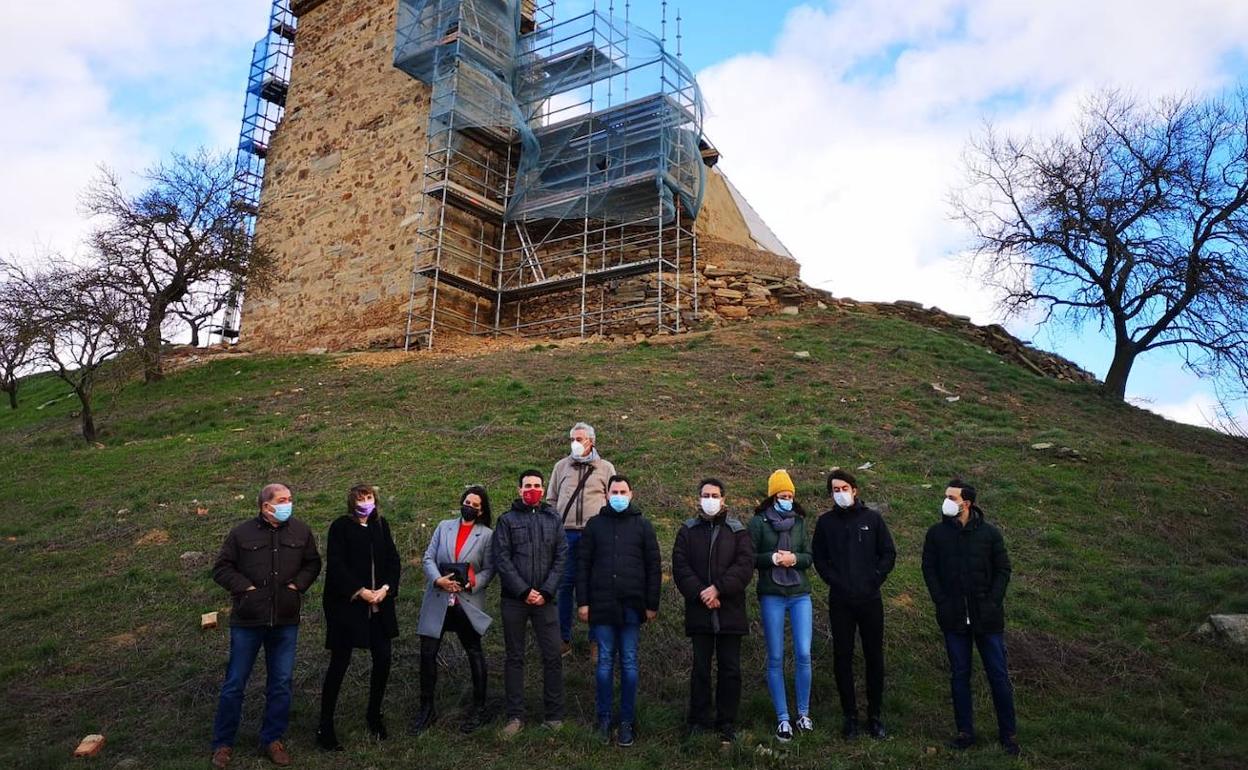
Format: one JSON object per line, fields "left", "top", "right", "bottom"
{"left": 271, "top": 502, "right": 293, "bottom": 522}
{"left": 608, "top": 494, "right": 630, "bottom": 512}
{"left": 775, "top": 498, "right": 794, "bottom": 513}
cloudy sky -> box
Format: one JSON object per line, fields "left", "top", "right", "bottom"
{"left": 3, "top": 0, "right": 1247, "bottom": 428}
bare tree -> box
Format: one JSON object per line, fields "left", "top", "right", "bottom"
{"left": 83, "top": 149, "right": 274, "bottom": 383}
{"left": 0, "top": 280, "right": 38, "bottom": 409}
{"left": 952, "top": 90, "right": 1248, "bottom": 400}
{"left": 172, "top": 278, "right": 232, "bottom": 348}
{"left": 2, "top": 258, "right": 140, "bottom": 441}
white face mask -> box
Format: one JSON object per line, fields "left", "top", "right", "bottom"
{"left": 570, "top": 440, "right": 587, "bottom": 457}
{"left": 700, "top": 497, "right": 722, "bottom": 517}
{"left": 833, "top": 491, "right": 854, "bottom": 508}
{"left": 941, "top": 498, "right": 961, "bottom": 517}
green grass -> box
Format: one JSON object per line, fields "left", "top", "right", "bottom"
{"left": 1, "top": 309, "right": 1246, "bottom": 769}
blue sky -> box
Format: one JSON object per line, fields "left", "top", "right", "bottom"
{"left": 2, "top": 0, "right": 1247, "bottom": 429}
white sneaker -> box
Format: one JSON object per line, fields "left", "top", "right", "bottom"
{"left": 775, "top": 720, "right": 794, "bottom": 742}
{"left": 796, "top": 715, "right": 814, "bottom": 733}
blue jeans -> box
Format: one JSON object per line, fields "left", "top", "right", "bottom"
{"left": 759, "top": 593, "right": 813, "bottom": 723}
{"left": 591, "top": 607, "right": 642, "bottom": 723}
{"left": 212, "top": 624, "right": 299, "bottom": 748}
{"left": 943, "top": 631, "right": 1017, "bottom": 741}
{"left": 557, "top": 530, "right": 582, "bottom": 642}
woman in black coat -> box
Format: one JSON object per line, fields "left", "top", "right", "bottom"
{"left": 316, "top": 484, "right": 401, "bottom": 751}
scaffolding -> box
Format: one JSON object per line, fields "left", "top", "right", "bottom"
{"left": 395, "top": 0, "right": 705, "bottom": 350}
{"left": 219, "top": 0, "right": 297, "bottom": 344}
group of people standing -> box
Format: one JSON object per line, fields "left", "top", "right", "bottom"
{"left": 206, "top": 422, "right": 1020, "bottom": 769}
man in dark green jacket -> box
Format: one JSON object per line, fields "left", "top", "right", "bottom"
{"left": 672, "top": 478, "right": 754, "bottom": 746}
{"left": 921, "top": 479, "right": 1019, "bottom": 756}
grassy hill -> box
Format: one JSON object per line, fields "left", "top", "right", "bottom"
{"left": 1, "top": 309, "right": 1245, "bottom": 770}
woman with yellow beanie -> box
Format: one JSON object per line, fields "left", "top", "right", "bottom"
{"left": 748, "top": 469, "right": 815, "bottom": 743}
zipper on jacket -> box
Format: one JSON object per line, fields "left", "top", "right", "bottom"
{"left": 708, "top": 521, "right": 720, "bottom": 634}
{"left": 530, "top": 511, "right": 538, "bottom": 596}
{"left": 270, "top": 525, "right": 277, "bottom": 627}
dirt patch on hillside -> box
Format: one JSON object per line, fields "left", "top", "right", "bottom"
{"left": 1008, "top": 629, "right": 1162, "bottom": 693}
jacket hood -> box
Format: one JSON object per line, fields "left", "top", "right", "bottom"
{"left": 598, "top": 502, "right": 640, "bottom": 518}
{"left": 508, "top": 498, "right": 555, "bottom": 515}
{"left": 942, "top": 504, "right": 985, "bottom": 527}
{"left": 254, "top": 514, "right": 290, "bottom": 529}
{"left": 831, "top": 498, "right": 869, "bottom": 516}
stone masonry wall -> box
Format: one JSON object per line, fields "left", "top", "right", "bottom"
{"left": 242, "top": 0, "right": 804, "bottom": 352}
{"left": 242, "top": 0, "right": 431, "bottom": 352}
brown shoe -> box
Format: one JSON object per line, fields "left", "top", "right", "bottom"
{"left": 262, "top": 740, "right": 291, "bottom": 766}
{"left": 210, "top": 746, "right": 232, "bottom": 769}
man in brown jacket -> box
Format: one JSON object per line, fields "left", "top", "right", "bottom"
{"left": 548, "top": 422, "right": 615, "bottom": 656}
{"left": 210, "top": 483, "right": 321, "bottom": 768}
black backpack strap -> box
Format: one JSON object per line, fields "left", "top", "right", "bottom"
{"left": 560, "top": 463, "right": 594, "bottom": 526}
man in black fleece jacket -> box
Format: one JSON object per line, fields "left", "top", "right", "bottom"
{"left": 812, "top": 469, "right": 896, "bottom": 740}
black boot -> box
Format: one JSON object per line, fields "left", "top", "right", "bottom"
{"left": 842, "top": 716, "right": 860, "bottom": 740}
{"left": 866, "top": 718, "right": 887, "bottom": 740}
{"left": 460, "top": 703, "right": 485, "bottom": 734}
{"left": 366, "top": 712, "right": 388, "bottom": 740}
{"left": 315, "top": 723, "right": 344, "bottom": 752}
{"left": 459, "top": 647, "right": 488, "bottom": 734}
{"left": 409, "top": 701, "right": 437, "bottom": 735}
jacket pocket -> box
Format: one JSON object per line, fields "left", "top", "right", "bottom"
{"left": 237, "top": 540, "right": 268, "bottom": 578}
{"left": 976, "top": 594, "right": 1004, "bottom": 629}
{"left": 234, "top": 586, "right": 269, "bottom": 623}
{"left": 507, "top": 524, "right": 531, "bottom": 545}
{"left": 275, "top": 583, "right": 301, "bottom": 622}
{"left": 279, "top": 536, "right": 306, "bottom": 579}
{"left": 936, "top": 596, "right": 964, "bottom": 631}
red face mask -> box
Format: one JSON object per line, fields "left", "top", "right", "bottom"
{"left": 521, "top": 488, "right": 543, "bottom": 506}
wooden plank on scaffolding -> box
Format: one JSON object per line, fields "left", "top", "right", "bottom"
{"left": 424, "top": 178, "right": 506, "bottom": 219}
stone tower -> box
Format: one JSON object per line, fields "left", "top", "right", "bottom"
{"left": 240, "top": 0, "right": 800, "bottom": 352}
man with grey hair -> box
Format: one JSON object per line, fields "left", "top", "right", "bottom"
{"left": 548, "top": 422, "right": 616, "bottom": 657}
{"left": 210, "top": 484, "right": 321, "bottom": 769}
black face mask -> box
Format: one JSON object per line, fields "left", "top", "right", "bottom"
{"left": 460, "top": 505, "right": 479, "bottom": 522}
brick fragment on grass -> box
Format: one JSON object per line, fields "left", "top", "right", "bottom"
{"left": 73, "top": 735, "right": 105, "bottom": 757}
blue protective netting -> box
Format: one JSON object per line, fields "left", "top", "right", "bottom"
{"left": 393, "top": 1, "right": 705, "bottom": 226}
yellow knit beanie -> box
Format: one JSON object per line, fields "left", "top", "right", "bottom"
{"left": 767, "top": 469, "right": 796, "bottom": 497}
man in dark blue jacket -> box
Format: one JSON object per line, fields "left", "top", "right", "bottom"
{"left": 576, "top": 475, "right": 661, "bottom": 748}
{"left": 922, "top": 479, "right": 1020, "bottom": 756}
{"left": 812, "top": 468, "right": 896, "bottom": 740}
{"left": 493, "top": 469, "right": 568, "bottom": 737}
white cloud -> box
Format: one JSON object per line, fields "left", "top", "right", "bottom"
{"left": 1142, "top": 391, "right": 1248, "bottom": 433}
{"left": 697, "top": 0, "right": 1248, "bottom": 326}
{"left": 0, "top": 1, "right": 270, "bottom": 262}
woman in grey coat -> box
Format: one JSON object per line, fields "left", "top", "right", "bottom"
{"left": 411, "top": 486, "right": 496, "bottom": 734}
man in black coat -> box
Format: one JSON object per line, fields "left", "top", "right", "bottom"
{"left": 576, "top": 475, "right": 661, "bottom": 747}
{"left": 922, "top": 479, "right": 1019, "bottom": 756}
{"left": 210, "top": 483, "right": 322, "bottom": 769}
{"left": 812, "top": 468, "right": 896, "bottom": 740}
{"left": 671, "top": 478, "right": 754, "bottom": 745}
{"left": 493, "top": 468, "right": 568, "bottom": 737}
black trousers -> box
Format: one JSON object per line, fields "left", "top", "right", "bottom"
{"left": 688, "top": 633, "right": 742, "bottom": 730}
{"left": 828, "top": 596, "right": 885, "bottom": 720}
{"left": 501, "top": 597, "right": 564, "bottom": 721}
{"left": 320, "top": 614, "right": 393, "bottom": 726}
{"left": 419, "top": 603, "right": 486, "bottom": 708}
